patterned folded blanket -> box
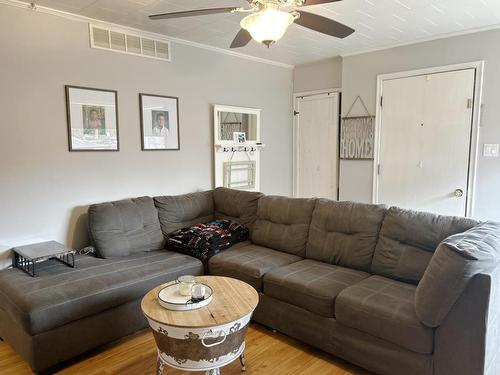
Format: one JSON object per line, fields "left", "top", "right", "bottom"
{"left": 166, "top": 220, "right": 249, "bottom": 263}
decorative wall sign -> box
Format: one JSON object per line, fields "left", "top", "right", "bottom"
{"left": 65, "top": 86, "right": 119, "bottom": 151}
{"left": 140, "top": 94, "right": 180, "bottom": 151}
{"left": 340, "top": 96, "right": 375, "bottom": 160}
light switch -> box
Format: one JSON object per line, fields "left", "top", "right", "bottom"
{"left": 484, "top": 144, "right": 499, "bottom": 157}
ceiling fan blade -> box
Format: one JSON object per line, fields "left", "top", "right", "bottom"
{"left": 303, "top": 0, "right": 343, "bottom": 5}
{"left": 149, "top": 7, "right": 238, "bottom": 20}
{"left": 230, "top": 29, "right": 252, "bottom": 48}
{"left": 295, "top": 11, "right": 354, "bottom": 38}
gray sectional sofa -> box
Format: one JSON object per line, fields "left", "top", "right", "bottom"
{"left": 1, "top": 187, "right": 499, "bottom": 375}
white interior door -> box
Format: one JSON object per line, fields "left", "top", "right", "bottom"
{"left": 294, "top": 92, "right": 339, "bottom": 199}
{"left": 377, "top": 69, "right": 475, "bottom": 216}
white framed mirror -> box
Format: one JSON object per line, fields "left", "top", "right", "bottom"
{"left": 214, "top": 105, "right": 261, "bottom": 144}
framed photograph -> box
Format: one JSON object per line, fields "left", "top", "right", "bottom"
{"left": 65, "top": 86, "right": 119, "bottom": 151}
{"left": 233, "top": 132, "right": 246, "bottom": 144}
{"left": 140, "top": 94, "right": 180, "bottom": 151}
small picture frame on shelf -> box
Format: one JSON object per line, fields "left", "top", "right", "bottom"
{"left": 233, "top": 132, "right": 246, "bottom": 144}
{"left": 140, "top": 93, "right": 180, "bottom": 151}
{"left": 65, "top": 85, "right": 119, "bottom": 151}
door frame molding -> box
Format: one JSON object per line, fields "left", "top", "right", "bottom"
{"left": 373, "top": 61, "right": 484, "bottom": 217}
{"left": 293, "top": 88, "right": 341, "bottom": 198}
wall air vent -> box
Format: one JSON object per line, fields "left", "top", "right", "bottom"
{"left": 89, "top": 24, "right": 171, "bottom": 62}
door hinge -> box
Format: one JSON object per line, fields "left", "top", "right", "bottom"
{"left": 377, "top": 164, "right": 381, "bottom": 175}
{"left": 467, "top": 98, "right": 473, "bottom": 109}
{"left": 293, "top": 110, "right": 300, "bottom": 116}
{"left": 380, "top": 96, "right": 383, "bottom": 107}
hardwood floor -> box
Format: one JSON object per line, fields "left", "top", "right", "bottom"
{"left": 0, "top": 324, "right": 373, "bottom": 375}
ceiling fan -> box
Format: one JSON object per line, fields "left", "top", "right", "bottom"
{"left": 149, "top": 0, "right": 354, "bottom": 48}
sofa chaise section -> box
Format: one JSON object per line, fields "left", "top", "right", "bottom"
{"left": 0, "top": 251, "right": 202, "bottom": 337}
{"left": 0, "top": 251, "right": 203, "bottom": 372}
{"left": 0, "top": 196, "right": 204, "bottom": 373}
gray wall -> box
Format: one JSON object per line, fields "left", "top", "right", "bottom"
{"left": 0, "top": 5, "right": 293, "bottom": 268}
{"left": 341, "top": 29, "right": 500, "bottom": 222}
{"left": 293, "top": 57, "right": 342, "bottom": 93}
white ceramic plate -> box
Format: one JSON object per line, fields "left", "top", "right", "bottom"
{"left": 158, "top": 283, "right": 213, "bottom": 311}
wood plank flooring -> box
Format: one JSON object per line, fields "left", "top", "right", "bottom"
{"left": 0, "top": 324, "right": 373, "bottom": 375}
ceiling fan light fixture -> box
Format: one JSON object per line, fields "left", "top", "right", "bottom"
{"left": 240, "top": 8, "right": 294, "bottom": 47}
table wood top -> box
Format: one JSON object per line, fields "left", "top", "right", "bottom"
{"left": 141, "top": 276, "right": 259, "bottom": 328}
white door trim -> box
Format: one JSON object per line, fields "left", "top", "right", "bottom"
{"left": 293, "top": 88, "right": 341, "bottom": 198}
{"left": 373, "top": 61, "right": 484, "bottom": 217}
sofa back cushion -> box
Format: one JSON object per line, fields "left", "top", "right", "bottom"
{"left": 415, "top": 222, "right": 500, "bottom": 327}
{"left": 154, "top": 191, "right": 214, "bottom": 236}
{"left": 371, "top": 207, "right": 478, "bottom": 284}
{"left": 306, "top": 200, "right": 386, "bottom": 272}
{"left": 88, "top": 196, "right": 164, "bottom": 258}
{"left": 213, "top": 187, "right": 264, "bottom": 230}
{"left": 251, "top": 196, "right": 316, "bottom": 256}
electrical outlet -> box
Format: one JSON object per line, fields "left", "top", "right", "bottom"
{"left": 484, "top": 144, "right": 499, "bottom": 157}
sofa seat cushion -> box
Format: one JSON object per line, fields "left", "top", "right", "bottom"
{"left": 264, "top": 259, "right": 370, "bottom": 318}
{"left": 335, "top": 275, "right": 434, "bottom": 354}
{"left": 0, "top": 251, "right": 203, "bottom": 335}
{"left": 208, "top": 243, "right": 302, "bottom": 291}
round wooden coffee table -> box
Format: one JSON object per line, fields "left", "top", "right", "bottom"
{"left": 141, "top": 276, "right": 259, "bottom": 375}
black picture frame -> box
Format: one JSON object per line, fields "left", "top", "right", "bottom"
{"left": 139, "top": 93, "right": 180, "bottom": 151}
{"left": 65, "top": 85, "right": 119, "bottom": 152}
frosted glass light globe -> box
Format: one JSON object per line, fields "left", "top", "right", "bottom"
{"left": 240, "top": 9, "right": 294, "bottom": 46}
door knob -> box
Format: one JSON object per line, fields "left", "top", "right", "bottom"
{"left": 454, "top": 189, "right": 464, "bottom": 197}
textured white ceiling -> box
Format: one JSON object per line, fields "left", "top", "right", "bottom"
{"left": 32, "top": 0, "right": 500, "bottom": 65}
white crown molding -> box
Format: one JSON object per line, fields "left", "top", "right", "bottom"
{"left": 0, "top": 0, "right": 294, "bottom": 69}
{"left": 341, "top": 22, "right": 500, "bottom": 58}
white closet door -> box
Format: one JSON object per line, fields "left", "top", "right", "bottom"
{"left": 377, "top": 69, "right": 475, "bottom": 216}
{"left": 295, "top": 92, "right": 339, "bottom": 200}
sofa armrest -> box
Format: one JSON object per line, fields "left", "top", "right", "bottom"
{"left": 434, "top": 262, "right": 500, "bottom": 375}
{"left": 415, "top": 222, "right": 500, "bottom": 327}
